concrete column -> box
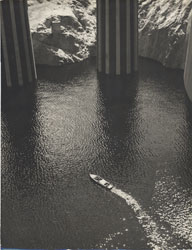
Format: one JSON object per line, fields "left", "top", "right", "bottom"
{"left": 1, "top": 0, "right": 37, "bottom": 90}
{"left": 97, "top": 0, "right": 138, "bottom": 75}
{"left": 184, "top": 14, "right": 192, "bottom": 102}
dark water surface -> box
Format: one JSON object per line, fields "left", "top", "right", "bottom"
{"left": 2, "top": 58, "right": 192, "bottom": 249}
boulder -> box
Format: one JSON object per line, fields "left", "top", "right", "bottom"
{"left": 28, "top": 0, "right": 96, "bottom": 65}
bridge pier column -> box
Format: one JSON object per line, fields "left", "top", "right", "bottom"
{"left": 97, "top": 0, "right": 138, "bottom": 75}
{"left": 184, "top": 14, "right": 192, "bottom": 102}
{"left": 1, "top": 0, "right": 37, "bottom": 90}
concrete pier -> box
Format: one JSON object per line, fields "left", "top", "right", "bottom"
{"left": 97, "top": 0, "right": 138, "bottom": 75}
{"left": 1, "top": 0, "right": 37, "bottom": 89}
{"left": 184, "top": 15, "right": 192, "bottom": 102}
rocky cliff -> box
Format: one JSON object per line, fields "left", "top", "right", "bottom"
{"left": 139, "top": 0, "right": 192, "bottom": 69}
{"left": 28, "top": 0, "right": 96, "bottom": 65}
{"left": 28, "top": 0, "right": 192, "bottom": 69}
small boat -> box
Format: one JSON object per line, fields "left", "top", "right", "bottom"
{"left": 89, "top": 174, "right": 113, "bottom": 190}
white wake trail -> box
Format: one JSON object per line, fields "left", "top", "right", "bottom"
{"left": 111, "top": 187, "right": 174, "bottom": 250}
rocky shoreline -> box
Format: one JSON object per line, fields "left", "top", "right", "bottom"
{"left": 29, "top": 0, "right": 192, "bottom": 69}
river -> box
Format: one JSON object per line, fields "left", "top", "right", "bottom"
{"left": 1, "top": 58, "right": 192, "bottom": 249}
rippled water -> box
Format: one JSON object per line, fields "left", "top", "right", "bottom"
{"left": 1, "top": 58, "right": 192, "bottom": 249}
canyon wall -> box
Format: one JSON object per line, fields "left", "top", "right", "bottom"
{"left": 139, "top": 0, "right": 192, "bottom": 69}
{"left": 28, "top": 0, "right": 192, "bottom": 70}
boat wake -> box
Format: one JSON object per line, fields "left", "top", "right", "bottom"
{"left": 110, "top": 187, "right": 175, "bottom": 250}
{"left": 91, "top": 174, "right": 191, "bottom": 249}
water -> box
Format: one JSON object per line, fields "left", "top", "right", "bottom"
{"left": 1, "top": 58, "right": 192, "bottom": 249}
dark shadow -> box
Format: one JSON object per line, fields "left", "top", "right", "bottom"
{"left": 36, "top": 58, "right": 96, "bottom": 84}
{"left": 95, "top": 73, "right": 153, "bottom": 193}
{"left": 1, "top": 85, "right": 40, "bottom": 192}
{"left": 97, "top": 73, "right": 139, "bottom": 104}
{"left": 1, "top": 86, "right": 45, "bottom": 248}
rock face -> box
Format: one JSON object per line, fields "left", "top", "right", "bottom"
{"left": 184, "top": 13, "right": 192, "bottom": 101}
{"left": 28, "top": 0, "right": 96, "bottom": 65}
{"left": 138, "top": 0, "right": 192, "bottom": 69}
{"left": 29, "top": 0, "right": 192, "bottom": 69}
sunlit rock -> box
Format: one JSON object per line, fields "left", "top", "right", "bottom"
{"left": 29, "top": 0, "right": 192, "bottom": 69}
{"left": 138, "top": 0, "right": 192, "bottom": 69}
{"left": 28, "top": 0, "right": 96, "bottom": 65}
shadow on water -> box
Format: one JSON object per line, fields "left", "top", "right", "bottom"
{"left": 95, "top": 72, "right": 158, "bottom": 205}
{"left": 36, "top": 59, "right": 96, "bottom": 83}
{"left": 1, "top": 87, "right": 39, "bottom": 180}
{"left": 97, "top": 73, "right": 139, "bottom": 103}
{"left": 96, "top": 74, "right": 139, "bottom": 175}
{"left": 1, "top": 86, "right": 54, "bottom": 248}
{"left": 1, "top": 86, "right": 47, "bottom": 197}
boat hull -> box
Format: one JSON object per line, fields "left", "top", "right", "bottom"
{"left": 89, "top": 174, "right": 113, "bottom": 190}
